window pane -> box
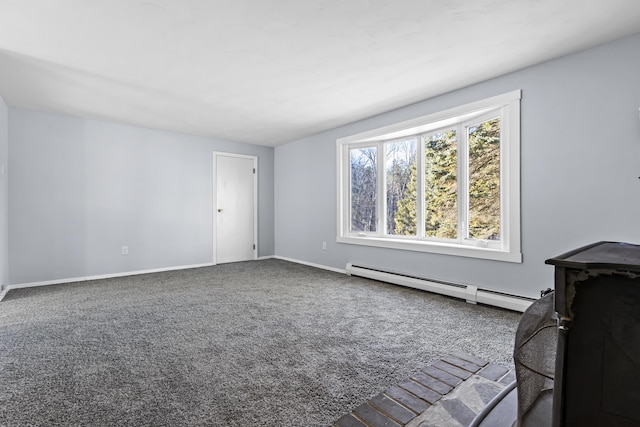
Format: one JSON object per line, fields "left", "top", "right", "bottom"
{"left": 350, "top": 147, "right": 377, "bottom": 232}
{"left": 467, "top": 118, "right": 500, "bottom": 240}
{"left": 385, "top": 138, "right": 417, "bottom": 236}
{"left": 424, "top": 130, "right": 457, "bottom": 239}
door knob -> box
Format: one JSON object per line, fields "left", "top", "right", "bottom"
{"left": 218, "top": 208, "right": 223, "bottom": 212}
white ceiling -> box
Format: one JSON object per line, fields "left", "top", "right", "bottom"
{"left": 1, "top": 1, "right": 640, "bottom": 147}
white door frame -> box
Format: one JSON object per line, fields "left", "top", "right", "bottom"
{"left": 212, "top": 151, "right": 258, "bottom": 265}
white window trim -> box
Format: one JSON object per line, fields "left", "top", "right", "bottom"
{"left": 336, "top": 90, "right": 522, "bottom": 263}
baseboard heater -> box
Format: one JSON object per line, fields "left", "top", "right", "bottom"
{"left": 345, "top": 263, "right": 534, "bottom": 313}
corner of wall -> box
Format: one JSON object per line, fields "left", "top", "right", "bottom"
{"left": 0, "top": 96, "right": 8, "bottom": 287}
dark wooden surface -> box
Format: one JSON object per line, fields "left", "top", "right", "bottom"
{"left": 545, "top": 241, "right": 640, "bottom": 272}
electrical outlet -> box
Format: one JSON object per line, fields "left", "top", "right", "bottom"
{"left": 322, "top": 241, "right": 327, "bottom": 250}
{"left": 122, "top": 246, "right": 129, "bottom": 255}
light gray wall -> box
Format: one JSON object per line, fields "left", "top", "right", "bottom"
{"left": 0, "top": 97, "right": 8, "bottom": 286}
{"left": 9, "top": 110, "right": 274, "bottom": 284}
{"left": 275, "top": 33, "right": 640, "bottom": 299}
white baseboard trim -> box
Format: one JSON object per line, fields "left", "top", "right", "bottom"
{"left": 0, "top": 262, "right": 214, "bottom": 302}
{"left": 269, "top": 257, "right": 534, "bottom": 312}
{"left": 274, "top": 256, "right": 346, "bottom": 274}
{"left": 256, "top": 255, "right": 275, "bottom": 261}
{"left": 345, "top": 262, "right": 534, "bottom": 312}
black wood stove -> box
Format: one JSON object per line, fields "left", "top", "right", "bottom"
{"left": 545, "top": 241, "right": 640, "bottom": 427}
{"left": 473, "top": 241, "right": 640, "bottom": 427}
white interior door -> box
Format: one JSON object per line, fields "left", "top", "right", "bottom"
{"left": 214, "top": 153, "right": 257, "bottom": 264}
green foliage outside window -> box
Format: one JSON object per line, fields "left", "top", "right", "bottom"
{"left": 422, "top": 130, "right": 458, "bottom": 238}
{"left": 351, "top": 118, "right": 500, "bottom": 241}
{"left": 468, "top": 118, "right": 500, "bottom": 240}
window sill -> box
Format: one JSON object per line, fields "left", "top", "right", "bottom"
{"left": 337, "top": 235, "right": 522, "bottom": 263}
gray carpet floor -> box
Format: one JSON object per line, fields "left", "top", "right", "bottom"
{"left": 0, "top": 259, "right": 521, "bottom": 426}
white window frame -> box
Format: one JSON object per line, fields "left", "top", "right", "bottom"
{"left": 336, "top": 90, "right": 522, "bottom": 263}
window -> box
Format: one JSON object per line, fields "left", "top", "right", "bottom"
{"left": 337, "top": 91, "right": 521, "bottom": 262}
